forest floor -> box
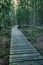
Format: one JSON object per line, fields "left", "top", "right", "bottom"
{"left": 0, "top": 27, "right": 11, "bottom": 65}
{"left": 20, "top": 26, "right": 43, "bottom": 56}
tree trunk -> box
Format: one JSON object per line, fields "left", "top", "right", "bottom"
{"left": 33, "top": 0, "right": 36, "bottom": 26}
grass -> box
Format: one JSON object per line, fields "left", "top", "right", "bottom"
{"left": 20, "top": 26, "right": 43, "bottom": 56}
{"left": 20, "top": 26, "right": 43, "bottom": 42}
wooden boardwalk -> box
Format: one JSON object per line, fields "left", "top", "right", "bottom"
{"left": 9, "top": 26, "right": 43, "bottom": 65}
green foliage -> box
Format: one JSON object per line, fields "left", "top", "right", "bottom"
{"left": 20, "top": 26, "right": 43, "bottom": 43}
{"left": 0, "top": 0, "right": 14, "bottom": 27}
{"left": 16, "top": 0, "right": 43, "bottom": 26}
{"left": 16, "top": 0, "right": 29, "bottom": 26}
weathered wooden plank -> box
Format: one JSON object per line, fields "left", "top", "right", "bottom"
{"left": 9, "top": 26, "right": 43, "bottom": 65}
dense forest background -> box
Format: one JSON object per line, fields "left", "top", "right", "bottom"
{"left": 16, "top": 0, "right": 43, "bottom": 26}
{"left": 0, "top": 0, "right": 43, "bottom": 27}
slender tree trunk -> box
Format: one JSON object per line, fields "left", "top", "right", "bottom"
{"left": 33, "top": 0, "right": 36, "bottom": 26}
{"left": 40, "top": 0, "right": 43, "bottom": 26}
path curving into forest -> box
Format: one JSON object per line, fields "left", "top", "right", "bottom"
{"left": 9, "top": 26, "right": 43, "bottom": 65}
